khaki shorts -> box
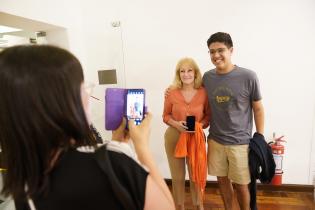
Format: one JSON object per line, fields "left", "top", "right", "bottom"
{"left": 207, "top": 139, "right": 250, "bottom": 185}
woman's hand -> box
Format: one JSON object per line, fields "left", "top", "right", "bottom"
{"left": 128, "top": 113, "right": 175, "bottom": 210}
{"left": 166, "top": 118, "right": 188, "bottom": 132}
{"left": 174, "top": 120, "right": 188, "bottom": 132}
{"left": 111, "top": 118, "right": 129, "bottom": 142}
{"left": 128, "top": 113, "right": 152, "bottom": 152}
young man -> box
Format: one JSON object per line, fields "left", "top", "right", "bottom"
{"left": 203, "top": 32, "right": 264, "bottom": 210}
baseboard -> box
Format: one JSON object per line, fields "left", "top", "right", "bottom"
{"left": 165, "top": 179, "right": 314, "bottom": 193}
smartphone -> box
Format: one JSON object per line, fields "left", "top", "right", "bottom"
{"left": 125, "top": 89, "right": 145, "bottom": 125}
{"left": 186, "top": 115, "right": 196, "bottom": 131}
{"left": 105, "top": 88, "right": 126, "bottom": 130}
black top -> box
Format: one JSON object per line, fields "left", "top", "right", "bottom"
{"left": 15, "top": 148, "right": 148, "bottom": 210}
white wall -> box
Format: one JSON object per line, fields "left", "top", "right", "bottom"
{"left": 311, "top": 105, "right": 315, "bottom": 187}
{"left": 80, "top": 0, "right": 315, "bottom": 184}
{"left": 2, "top": 0, "right": 315, "bottom": 184}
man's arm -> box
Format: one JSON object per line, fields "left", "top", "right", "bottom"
{"left": 252, "top": 100, "right": 264, "bottom": 135}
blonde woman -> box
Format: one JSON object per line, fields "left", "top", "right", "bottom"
{"left": 163, "top": 57, "right": 210, "bottom": 210}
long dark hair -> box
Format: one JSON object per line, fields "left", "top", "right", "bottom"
{"left": 0, "top": 45, "right": 95, "bottom": 199}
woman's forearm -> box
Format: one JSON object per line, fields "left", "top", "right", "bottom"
{"left": 135, "top": 146, "right": 174, "bottom": 205}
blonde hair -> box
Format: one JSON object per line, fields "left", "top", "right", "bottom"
{"left": 172, "top": 57, "right": 202, "bottom": 89}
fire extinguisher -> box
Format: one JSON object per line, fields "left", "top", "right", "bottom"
{"left": 269, "top": 133, "right": 286, "bottom": 185}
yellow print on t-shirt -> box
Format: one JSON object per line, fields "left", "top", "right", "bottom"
{"left": 216, "top": 96, "right": 230, "bottom": 103}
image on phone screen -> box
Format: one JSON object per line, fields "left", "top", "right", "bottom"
{"left": 126, "top": 89, "right": 145, "bottom": 125}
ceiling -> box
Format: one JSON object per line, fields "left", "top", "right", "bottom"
{"left": 0, "top": 12, "right": 65, "bottom": 48}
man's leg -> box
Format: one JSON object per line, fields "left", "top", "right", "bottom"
{"left": 234, "top": 184, "right": 250, "bottom": 210}
{"left": 227, "top": 144, "right": 251, "bottom": 210}
{"left": 217, "top": 176, "right": 234, "bottom": 210}
{"left": 208, "top": 140, "right": 233, "bottom": 209}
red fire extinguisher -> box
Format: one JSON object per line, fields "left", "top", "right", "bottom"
{"left": 269, "top": 133, "right": 286, "bottom": 185}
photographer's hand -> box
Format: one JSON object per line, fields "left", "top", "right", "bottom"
{"left": 112, "top": 118, "right": 129, "bottom": 142}
{"left": 128, "top": 113, "right": 175, "bottom": 209}
{"left": 128, "top": 113, "right": 152, "bottom": 150}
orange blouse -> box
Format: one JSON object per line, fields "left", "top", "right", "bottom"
{"left": 163, "top": 87, "right": 210, "bottom": 128}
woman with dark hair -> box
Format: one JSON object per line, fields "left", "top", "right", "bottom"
{"left": 0, "top": 45, "right": 174, "bottom": 210}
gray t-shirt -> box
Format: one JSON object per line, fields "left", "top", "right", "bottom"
{"left": 202, "top": 66, "right": 262, "bottom": 145}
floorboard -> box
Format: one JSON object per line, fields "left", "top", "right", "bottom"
{"left": 179, "top": 186, "right": 315, "bottom": 210}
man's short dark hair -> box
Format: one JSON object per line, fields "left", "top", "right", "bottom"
{"left": 207, "top": 32, "right": 233, "bottom": 48}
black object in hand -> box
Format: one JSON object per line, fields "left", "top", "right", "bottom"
{"left": 186, "top": 116, "right": 195, "bottom": 131}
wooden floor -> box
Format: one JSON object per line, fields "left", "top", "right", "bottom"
{"left": 181, "top": 187, "right": 315, "bottom": 210}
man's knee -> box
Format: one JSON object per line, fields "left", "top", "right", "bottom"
{"left": 234, "top": 183, "right": 249, "bottom": 194}
{"left": 217, "top": 176, "right": 231, "bottom": 185}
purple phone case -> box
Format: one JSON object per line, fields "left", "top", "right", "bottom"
{"left": 105, "top": 88, "right": 127, "bottom": 130}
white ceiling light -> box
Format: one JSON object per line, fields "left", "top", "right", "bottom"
{"left": 0, "top": 25, "right": 22, "bottom": 33}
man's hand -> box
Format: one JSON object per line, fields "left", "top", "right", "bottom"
{"left": 164, "top": 85, "right": 176, "bottom": 98}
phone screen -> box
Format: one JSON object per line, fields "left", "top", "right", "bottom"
{"left": 126, "top": 89, "right": 145, "bottom": 125}
{"left": 186, "top": 115, "right": 196, "bottom": 131}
